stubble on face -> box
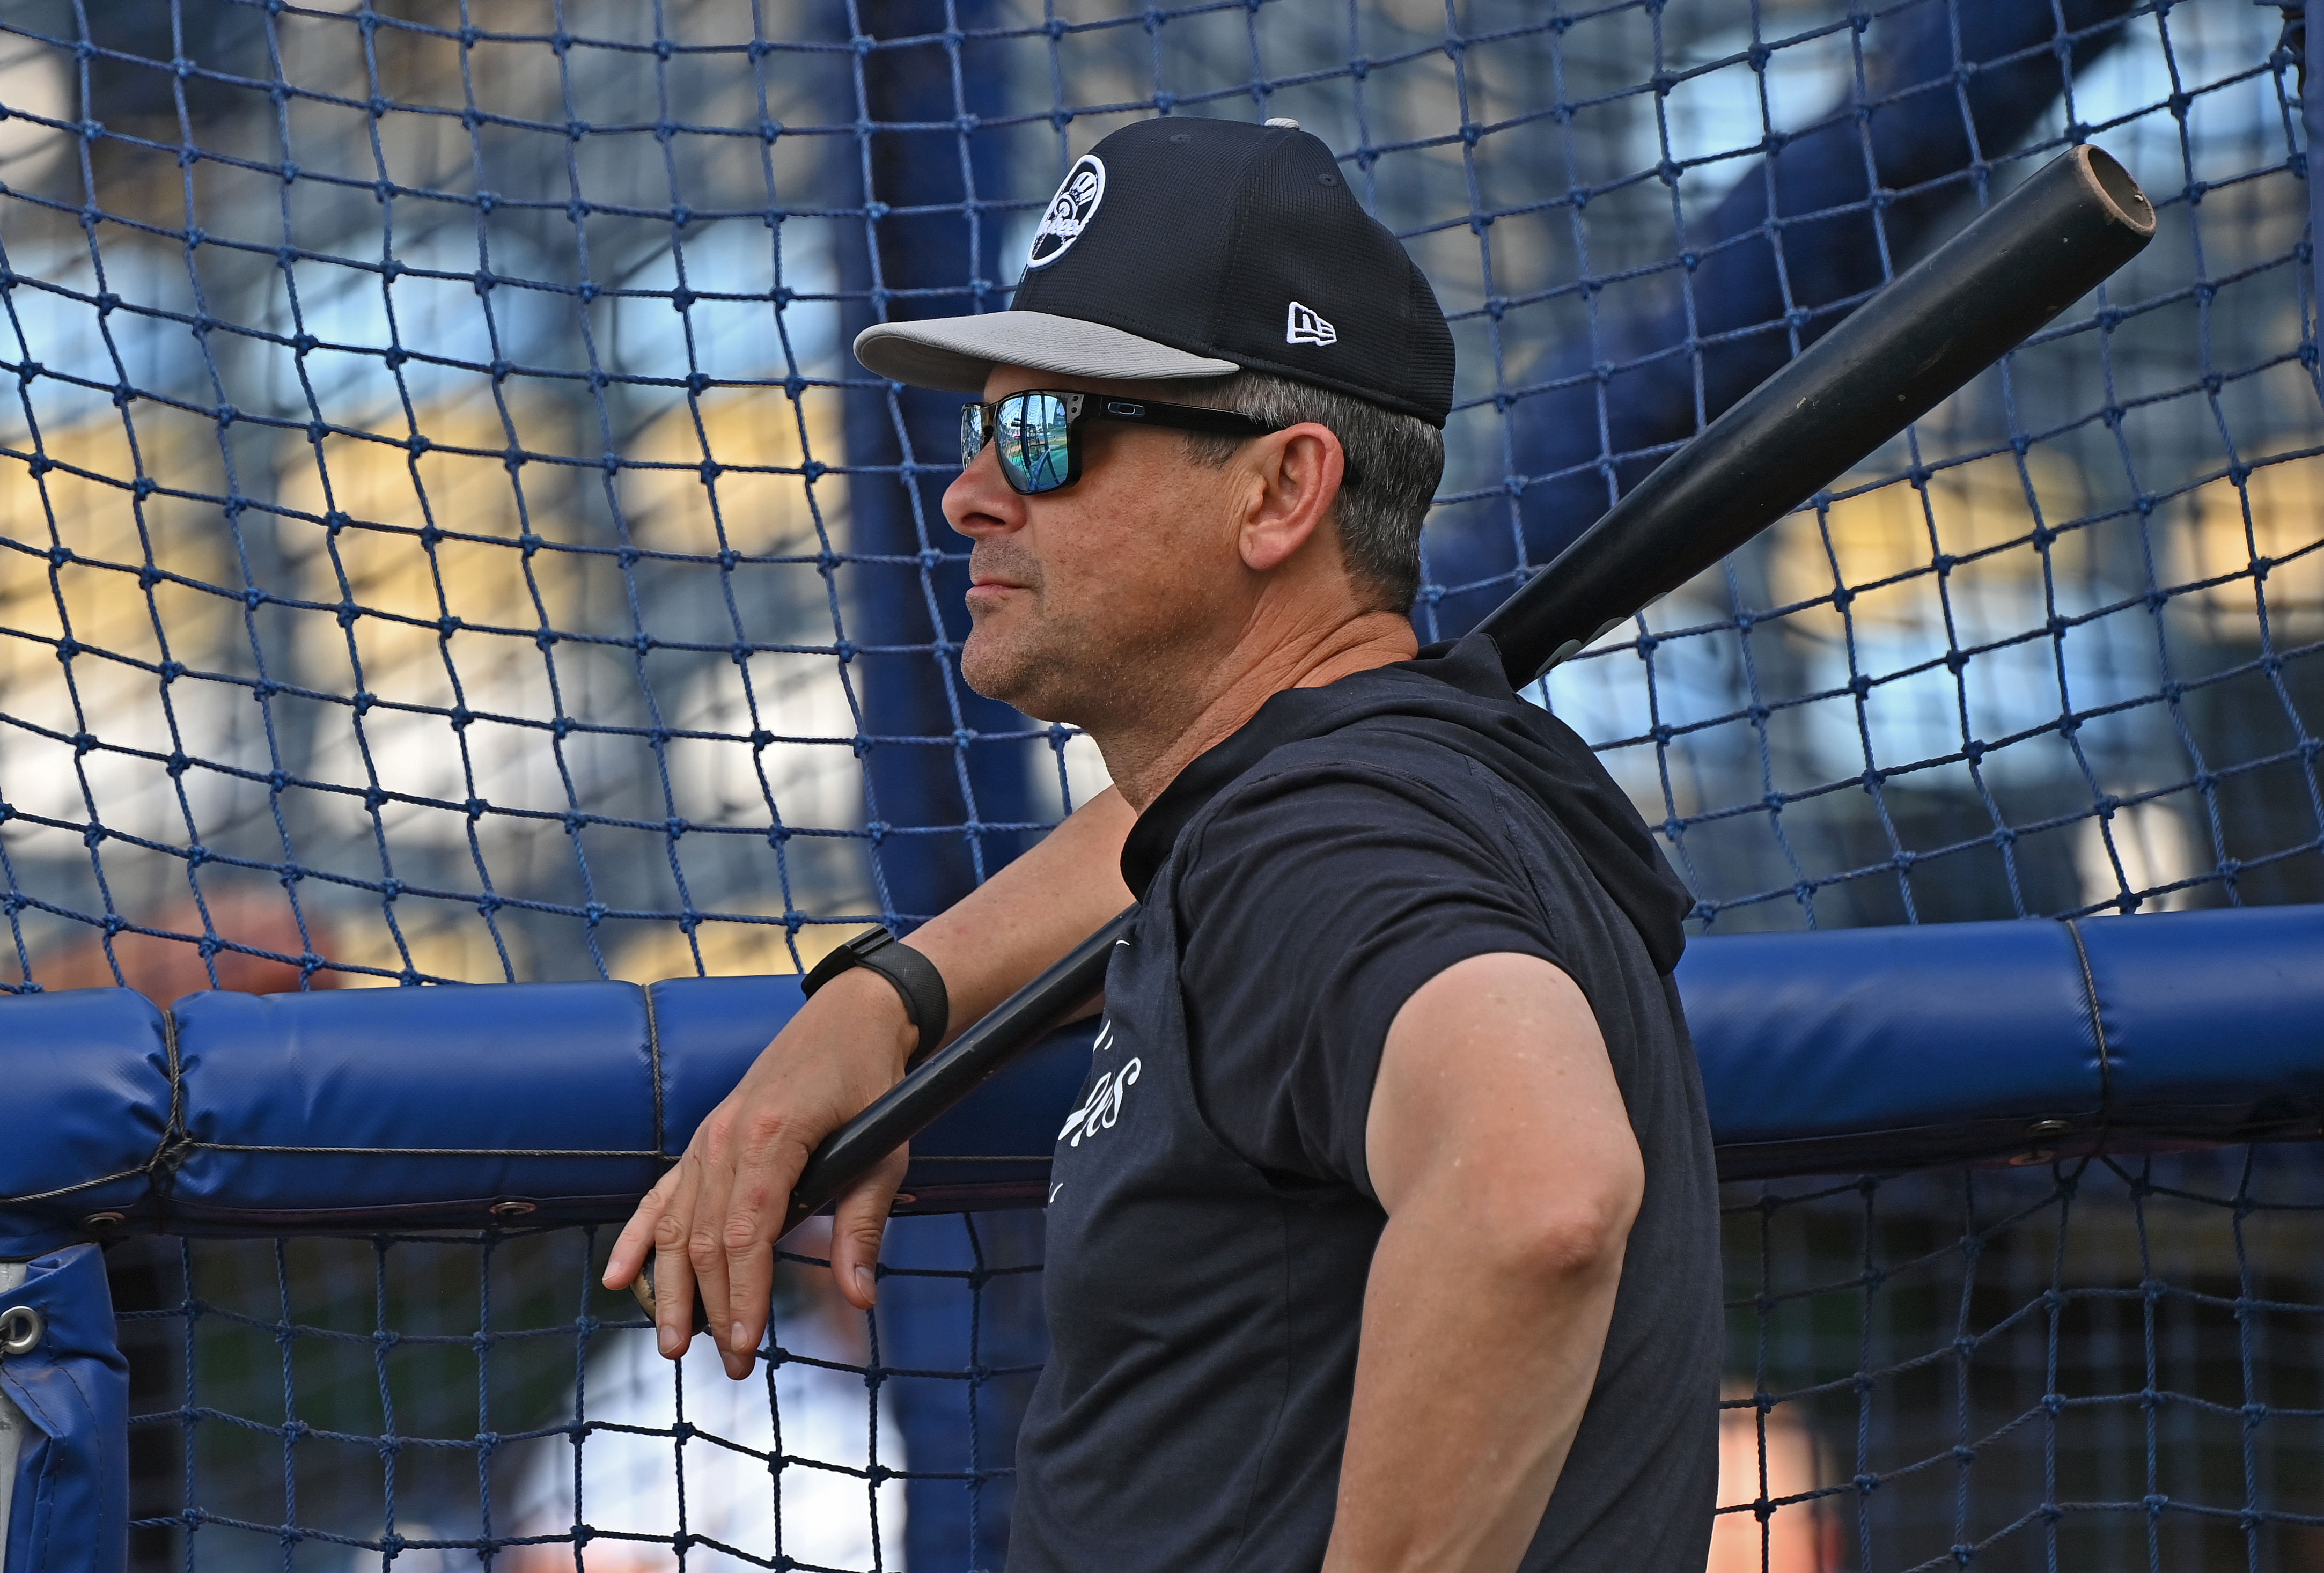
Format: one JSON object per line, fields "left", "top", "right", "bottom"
{"left": 947, "top": 365, "right": 1260, "bottom": 772}
{"left": 960, "top": 535, "right": 1084, "bottom": 718}
{"left": 958, "top": 453, "right": 1226, "bottom": 737}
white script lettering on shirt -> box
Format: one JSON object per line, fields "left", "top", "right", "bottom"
{"left": 1058, "top": 1024, "right": 1141, "bottom": 1149}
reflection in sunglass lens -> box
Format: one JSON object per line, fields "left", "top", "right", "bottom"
{"left": 961, "top": 393, "right": 1077, "bottom": 495}
{"left": 959, "top": 403, "right": 989, "bottom": 471}
{"left": 1001, "top": 393, "right": 1073, "bottom": 494}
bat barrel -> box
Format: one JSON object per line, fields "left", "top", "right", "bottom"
{"left": 1473, "top": 143, "right": 2156, "bottom": 687}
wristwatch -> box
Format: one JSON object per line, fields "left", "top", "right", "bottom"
{"left": 800, "top": 926, "right": 951, "bottom": 1066}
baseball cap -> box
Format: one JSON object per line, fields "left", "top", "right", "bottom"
{"left": 852, "top": 117, "right": 1456, "bottom": 427}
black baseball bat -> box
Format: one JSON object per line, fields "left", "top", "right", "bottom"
{"left": 1473, "top": 143, "right": 2156, "bottom": 684}
{"left": 642, "top": 144, "right": 2154, "bottom": 1312}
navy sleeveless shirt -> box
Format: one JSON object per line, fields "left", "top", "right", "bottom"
{"left": 1009, "top": 634, "right": 1721, "bottom": 1572}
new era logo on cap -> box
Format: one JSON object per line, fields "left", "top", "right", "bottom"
{"left": 1285, "top": 300, "right": 1336, "bottom": 347}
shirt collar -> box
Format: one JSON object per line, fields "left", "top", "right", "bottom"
{"left": 1116, "top": 637, "right": 1480, "bottom": 899}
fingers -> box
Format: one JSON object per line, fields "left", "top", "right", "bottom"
{"left": 682, "top": 1167, "right": 747, "bottom": 1380}
{"left": 603, "top": 1166, "right": 678, "bottom": 1291}
{"left": 607, "top": 974, "right": 918, "bottom": 1379}
{"left": 829, "top": 1143, "right": 910, "bottom": 1311}
{"left": 651, "top": 1157, "right": 709, "bottom": 1359}
{"left": 716, "top": 1128, "right": 816, "bottom": 1377}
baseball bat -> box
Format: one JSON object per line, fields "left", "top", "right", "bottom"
{"left": 1475, "top": 143, "right": 2156, "bottom": 682}
{"left": 641, "top": 144, "right": 2153, "bottom": 1314}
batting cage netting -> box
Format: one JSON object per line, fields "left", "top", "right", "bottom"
{"left": 82, "top": 1144, "right": 2324, "bottom": 1572}
{"left": 0, "top": 0, "right": 2319, "bottom": 1569}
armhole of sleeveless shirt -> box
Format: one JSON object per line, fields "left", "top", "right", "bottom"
{"left": 1459, "top": 752, "right": 1570, "bottom": 957}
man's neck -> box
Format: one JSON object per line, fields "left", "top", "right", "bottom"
{"left": 1098, "top": 609, "right": 1419, "bottom": 811}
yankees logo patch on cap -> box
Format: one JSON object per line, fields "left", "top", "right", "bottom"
{"left": 1027, "top": 154, "right": 1107, "bottom": 270}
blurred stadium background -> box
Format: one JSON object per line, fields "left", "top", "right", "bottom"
{"left": 0, "top": 0, "right": 2318, "bottom": 1568}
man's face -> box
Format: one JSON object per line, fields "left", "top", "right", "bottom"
{"left": 942, "top": 365, "right": 1247, "bottom": 726}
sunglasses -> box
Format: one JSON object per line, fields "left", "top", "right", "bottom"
{"left": 961, "top": 389, "right": 1281, "bottom": 495}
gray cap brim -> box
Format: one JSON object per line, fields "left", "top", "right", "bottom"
{"left": 853, "top": 311, "right": 1239, "bottom": 394}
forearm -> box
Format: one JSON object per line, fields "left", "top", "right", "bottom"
{"left": 901, "top": 784, "right": 1134, "bottom": 1042}
{"left": 1322, "top": 1196, "right": 1630, "bottom": 1573}
{"left": 607, "top": 785, "right": 1132, "bottom": 1356}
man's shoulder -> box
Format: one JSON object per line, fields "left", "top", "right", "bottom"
{"left": 1163, "top": 659, "right": 1593, "bottom": 886}
{"left": 1159, "top": 720, "right": 1534, "bottom": 917}
{"left": 1164, "top": 670, "right": 1693, "bottom": 980}
{"left": 1196, "top": 713, "right": 1505, "bottom": 829}
{"left": 1118, "top": 631, "right": 1638, "bottom": 906}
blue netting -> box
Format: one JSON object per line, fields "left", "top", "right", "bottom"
{"left": 1, "top": 0, "right": 2320, "bottom": 1568}
{"left": 98, "top": 1151, "right": 2324, "bottom": 1569}
{"left": 1, "top": 0, "right": 2317, "bottom": 1002}
{"left": 109, "top": 1214, "right": 1051, "bottom": 1571}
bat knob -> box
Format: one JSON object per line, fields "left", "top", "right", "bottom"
{"left": 631, "top": 1259, "right": 710, "bottom": 1335}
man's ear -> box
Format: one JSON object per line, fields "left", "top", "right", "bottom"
{"left": 1237, "top": 422, "right": 1344, "bottom": 575}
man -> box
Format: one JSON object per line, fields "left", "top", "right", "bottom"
{"left": 607, "top": 116, "right": 1720, "bottom": 1571}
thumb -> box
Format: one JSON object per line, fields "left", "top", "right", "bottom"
{"left": 828, "top": 1143, "right": 910, "bottom": 1310}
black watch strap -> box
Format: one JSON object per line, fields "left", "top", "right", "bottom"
{"left": 800, "top": 926, "right": 951, "bottom": 1065}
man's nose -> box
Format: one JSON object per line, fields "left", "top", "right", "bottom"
{"left": 942, "top": 442, "right": 1023, "bottom": 539}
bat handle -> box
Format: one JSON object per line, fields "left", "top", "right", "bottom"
{"left": 778, "top": 909, "right": 1131, "bottom": 1233}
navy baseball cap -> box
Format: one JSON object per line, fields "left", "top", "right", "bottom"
{"left": 854, "top": 117, "right": 1456, "bottom": 427}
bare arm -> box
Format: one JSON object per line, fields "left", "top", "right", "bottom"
{"left": 1323, "top": 952, "right": 1644, "bottom": 1573}
{"left": 898, "top": 783, "right": 1134, "bottom": 1034}
{"left": 604, "top": 785, "right": 1135, "bottom": 1379}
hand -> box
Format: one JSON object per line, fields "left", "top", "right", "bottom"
{"left": 603, "top": 967, "right": 918, "bottom": 1380}
{"left": 599, "top": 788, "right": 1138, "bottom": 1380}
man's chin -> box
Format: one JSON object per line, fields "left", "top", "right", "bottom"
{"left": 962, "top": 631, "right": 1087, "bottom": 724}
{"left": 960, "top": 631, "right": 1042, "bottom": 711}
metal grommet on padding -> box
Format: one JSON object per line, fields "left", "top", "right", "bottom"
{"left": 0, "top": 1304, "right": 44, "bottom": 1357}
{"left": 2011, "top": 1118, "right": 2075, "bottom": 1167}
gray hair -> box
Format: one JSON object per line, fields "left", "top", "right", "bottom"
{"left": 1177, "top": 371, "right": 1443, "bottom": 611}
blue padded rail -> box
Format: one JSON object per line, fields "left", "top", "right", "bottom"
{"left": 1683, "top": 903, "right": 2324, "bottom": 1179}
{"left": 168, "top": 983, "right": 667, "bottom": 1236}
{"left": 0, "top": 992, "right": 174, "bottom": 1254}
{"left": 2, "top": 906, "right": 2318, "bottom": 1254}
{"left": 0, "top": 972, "right": 1092, "bottom": 1254}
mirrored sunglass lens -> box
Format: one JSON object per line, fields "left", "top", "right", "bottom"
{"left": 960, "top": 405, "right": 988, "bottom": 470}
{"left": 999, "top": 394, "right": 1072, "bottom": 493}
